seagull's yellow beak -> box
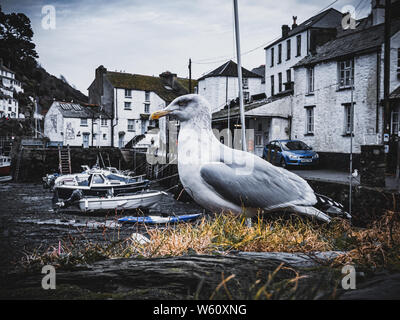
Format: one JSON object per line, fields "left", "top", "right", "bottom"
{"left": 150, "top": 110, "right": 172, "bottom": 120}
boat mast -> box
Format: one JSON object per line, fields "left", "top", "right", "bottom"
{"left": 233, "top": 0, "right": 246, "bottom": 152}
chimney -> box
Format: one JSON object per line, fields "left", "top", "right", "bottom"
{"left": 292, "top": 16, "right": 298, "bottom": 29}
{"left": 282, "top": 24, "right": 290, "bottom": 37}
{"left": 371, "top": 0, "right": 385, "bottom": 25}
{"left": 159, "top": 71, "right": 178, "bottom": 88}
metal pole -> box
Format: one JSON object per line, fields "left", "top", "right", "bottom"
{"left": 233, "top": 0, "right": 246, "bottom": 152}
{"left": 188, "top": 58, "right": 192, "bottom": 93}
{"left": 349, "top": 74, "right": 354, "bottom": 217}
{"left": 226, "top": 76, "right": 231, "bottom": 148}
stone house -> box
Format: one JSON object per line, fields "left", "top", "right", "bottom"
{"left": 264, "top": 8, "right": 343, "bottom": 98}
{"left": 291, "top": 7, "right": 400, "bottom": 168}
{"left": 88, "top": 66, "right": 195, "bottom": 150}
{"left": 0, "top": 59, "right": 23, "bottom": 119}
{"left": 44, "top": 101, "right": 112, "bottom": 147}
{"left": 197, "top": 60, "right": 263, "bottom": 112}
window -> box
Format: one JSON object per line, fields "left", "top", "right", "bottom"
{"left": 103, "top": 133, "right": 107, "bottom": 140}
{"left": 244, "top": 91, "right": 250, "bottom": 101}
{"left": 270, "top": 75, "right": 274, "bottom": 96}
{"left": 93, "top": 133, "right": 97, "bottom": 140}
{"left": 338, "top": 59, "right": 354, "bottom": 88}
{"left": 278, "top": 44, "right": 282, "bottom": 64}
{"left": 278, "top": 72, "right": 282, "bottom": 92}
{"left": 101, "top": 119, "right": 108, "bottom": 126}
{"left": 124, "top": 102, "right": 132, "bottom": 110}
{"left": 344, "top": 103, "right": 354, "bottom": 135}
{"left": 255, "top": 134, "right": 262, "bottom": 146}
{"left": 307, "top": 67, "right": 314, "bottom": 93}
{"left": 145, "top": 91, "right": 150, "bottom": 101}
{"left": 80, "top": 118, "right": 88, "bottom": 126}
{"left": 125, "top": 89, "right": 132, "bottom": 97}
{"left": 296, "top": 35, "right": 301, "bottom": 56}
{"left": 397, "top": 48, "right": 400, "bottom": 76}
{"left": 242, "top": 78, "right": 248, "bottom": 89}
{"left": 286, "top": 69, "right": 291, "bottom": 83}
{"left": 305, "top": 106, "right": 314, "bottom": 134}
{"left": 286, "top": 39, "right": 291, "bottom": 60}
{"left": 128, "top": 119, "right": 135, "bottom": 132}
{"left": 270, "top": 48, "right": 274, "bottom": 67}
{"left": 144, "top": 103, "right": 150, "bottom": 113}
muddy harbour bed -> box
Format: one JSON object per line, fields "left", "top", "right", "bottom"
{"left": 0, "top": 182, "right": 400, "bottom": 300}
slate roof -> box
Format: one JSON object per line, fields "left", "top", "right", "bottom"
{"left": 106, "top": 72, "right": 196, "bottom": 103}
{"left": 212, "top": 101, "right": 269, "bottom": 121}
{"left": 390, "top": 86, "right": 400, "bottom": 100}
{"left": 54, "top": 101, "right": 111, "bottom": 119}
{"left": 264, "top": 8, "right": 342, "bottom": 50}
{"left": 198, "top": 60, "right": 263, "bottom": 81}
{"left": 295, "top": 18, "right": 400, "bottom": 67}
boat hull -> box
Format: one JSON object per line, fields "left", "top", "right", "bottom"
{"left": 78, "top": 191, "right": 166, "bottom": 212}
{"left": 55, "top": 181, "right": 150, "bottom": 200}
{"left": 0, "top": 165, "right": 11, "bottom": 176}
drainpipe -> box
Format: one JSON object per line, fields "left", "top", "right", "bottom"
{"left": 112, "top": 88, "right": 119, "bottom": 147}
{"left": 376, "top": 50, "right": 381, "bottom": 134}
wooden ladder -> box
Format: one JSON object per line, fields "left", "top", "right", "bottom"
{"left": 58, "top": 146, "right": 72, "bottom": 175}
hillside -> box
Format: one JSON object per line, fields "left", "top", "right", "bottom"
{"left": 0, "top": 6, "right": 88, "bottom": 118}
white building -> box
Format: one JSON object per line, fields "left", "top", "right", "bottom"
{"left": 44, "top": 101, "right": 112, "bottom": 147}
{"left": 0, "top": 59, "right": 23, "bottom": 118}
{"left": 291, "top": 2, "right": 400, "bottom": 168}
{"left": 264, "top": 8, "right": 343, "bottom": 98}
{"left": 88, "top": 66, "right": 194, "bottom": 151}
{"left": 197, "top": 60, "right": 263, "bottom": 112}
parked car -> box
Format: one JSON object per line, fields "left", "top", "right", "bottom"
{"left": 262, "top": 140, "right": 319, "bottom": 168}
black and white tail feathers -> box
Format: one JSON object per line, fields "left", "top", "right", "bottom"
{"left": 314, "top": 193, "right": 351, "bottom": 220}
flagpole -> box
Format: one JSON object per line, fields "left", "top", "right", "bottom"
{"left": 233, "top": 0, "right": 246, "bottom": 152}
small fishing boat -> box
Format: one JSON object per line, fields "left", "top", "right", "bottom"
{"left": 53, "top": 168, "right": 150, "bottom": 200}
{"left": 78, "top": 190, "right": 167, "bottom": 212}
{"left": 0, "top": 155, "right": 12, "bottom": 182}
{"left": 56, "top": 189, "right": 166, "bottom": 213}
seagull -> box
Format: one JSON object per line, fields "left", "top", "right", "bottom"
{"left": 151, "top": 94, "right": 349, "bottom": 223}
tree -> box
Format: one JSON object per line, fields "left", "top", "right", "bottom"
{"left": 0, "top": 5, "right": 38, "bottom": 75}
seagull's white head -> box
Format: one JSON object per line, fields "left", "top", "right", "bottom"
{"left": 150, "top": 94, "right": 211, "bottom": 126}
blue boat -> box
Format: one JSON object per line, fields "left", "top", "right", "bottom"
{"left": 118, "top": 214, "right": 202, "bottom": 224}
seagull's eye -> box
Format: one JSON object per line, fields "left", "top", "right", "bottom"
{"left": 177, "top": 99, "right": 189, "bottom": 107}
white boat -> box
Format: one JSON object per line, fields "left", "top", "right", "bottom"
{"left": 77, "top": 190, "right": 167, "bottom": 212}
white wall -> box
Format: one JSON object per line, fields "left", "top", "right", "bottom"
{"left": 44, "top": 103, "right": 112, "bottom": 147}
{"left": 113, "top": 88, "right": 166, "bottom": 148}
{"left": 292, "top": 51, "right": 382, "bottom": 154}
{"left": 198, "top": 76, "right": 263, "bottom": 112}
{"left": 265, "top": 30, "right": 308, "bottom": 97}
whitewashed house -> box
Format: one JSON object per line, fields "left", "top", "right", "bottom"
{"left": 44, "top": 101, "right": 112, "bottom": 147}
{"left": 197, "top": 60, "right": 263, "bottom": 112}
{"left": 88, "top": 66, "right": 194, "bottom": 151}
{"left": 291, "top": 3, "right": 400, "bottom": 168}
{"left": 264, "top": 8, "right": 343, "bottom": 98}
{"left": 0, "top": 59, "right": 23, "bottom": 119}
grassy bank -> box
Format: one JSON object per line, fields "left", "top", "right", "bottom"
{"left": 20, "top": 211, "right": 400, "bottom": 273}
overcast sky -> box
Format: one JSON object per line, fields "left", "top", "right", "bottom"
{"left": 1, "top": 0, "right": 370, "bottom": 94}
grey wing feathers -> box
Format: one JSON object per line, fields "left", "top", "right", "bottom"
{"left": 199, "top": 155, "right": 317, "bottom": 211}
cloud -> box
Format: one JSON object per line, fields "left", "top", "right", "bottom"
{"left": 1, "top": 0, "right": 368, "bottom": 94}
